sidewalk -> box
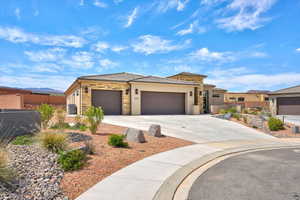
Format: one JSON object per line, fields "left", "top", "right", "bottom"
{"left": 76, "top": 138, "right": 299, "bottom": 200}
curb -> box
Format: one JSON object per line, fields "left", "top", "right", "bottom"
{"left": 153, "top": 143, "right": 300, "bottom": 200}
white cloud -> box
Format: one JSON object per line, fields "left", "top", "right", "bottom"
{"left": 111, "top": 45, "right": 128, "bottom": 52}
{"left": 79, "top": 0, "right": 84, "bottom": 6}
{"left": 33, "top": 63, "right": 62, "bottom": 73}
{"left": 61, "top": 51, "right": 94, "bottom": 69}
{"left": 176, "top": 21, "right": 206, "bottom": 36}
{"left": 132, "top": 35, "right": 191, "bottom": 55}
{"left": 124, "top": 7, "right": 139, "bottom": 28}
{"left": 216, "top": 0, "right": 277, "bottom": 32}
{"left": 155, "top": 0, "right": 189, "bottom": 13}
{"left": 15, "top": 8, "right": 21, "bottom": 20}
{"left": 249, "top": 51, "right": 268, "bottom": 58}
{"left": 99, "top": 59, "right": 119, "bottom": 69}
{"left": 296, "top": 48, "right": 300, "bottom": 52}
{"left": 0, "top": 27, "right": 86, "bottom": 48}
{"left": 207, "top": 71, "right": 300, "bottom": 91}
{"left": 93, "top": 0, "right": 108, "bottom": 8}
{"left": 190, "top": 48, "right": 235, "bottom": 63}
{"left": 24, "top": 48, "right": 66, "bottom": 62}
{"left": 92, "top": 41, "right": 110, "bottom": 52}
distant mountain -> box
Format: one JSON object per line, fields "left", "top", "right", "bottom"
{"left": 24, "top": 88, "right": 64, "bottom": 95}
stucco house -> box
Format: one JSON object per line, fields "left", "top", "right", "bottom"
{"left": 65, "top": 72, "right": 226, "bottom": 115}
{"left": 203, "top": 84, "right": 227, "bottom": 113}
{"left": 269, "top": 85, "right": 300, "bottom": 115}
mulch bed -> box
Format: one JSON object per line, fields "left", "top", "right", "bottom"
{"left": 60, "top": 123, "right": 193, "bottom": 200}
{"left": 230, "top": 118, "right": 300, "bottom": 138}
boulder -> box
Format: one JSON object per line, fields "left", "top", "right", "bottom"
{"left": 224, "top": 113, "right": 232, "bottom": 120}
{"left": 292, "top": 126, "right": 300, "bottom": 134}
{"left": 148, "top": 124, "right": 162, "bottom": 137}
{"left": 123, "top": 128, "right": 146, "bottom": 143}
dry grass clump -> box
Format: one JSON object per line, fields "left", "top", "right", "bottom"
{"left": 0, "top": 148, "right": 13, "bottom": 182}
{"left": 38, "top": 132, "right": 69, "bottom": 153}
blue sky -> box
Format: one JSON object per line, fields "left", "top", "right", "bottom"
{"left": 0, "top": 0, "right": 300, "bottom": 92}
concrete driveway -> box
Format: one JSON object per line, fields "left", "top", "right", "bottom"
{"left": 103, "top": 115, "right": 274, "bottom": 143}
{"left": 277, "top": 115, "right": 300, "bottom": 126}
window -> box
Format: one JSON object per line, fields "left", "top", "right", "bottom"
{"left": 229, "top": 97, "right": 236, "bottom": 100}
{"left": 213, "top": 94, "right": 220, "bottom": 98}
{"left": 238, "top": 97, "right": 245, "bottom": 102}
{"left": 264, "top": 97, "right": 269, "bottom": 101}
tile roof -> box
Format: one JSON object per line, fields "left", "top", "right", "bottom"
{"left": 271, "top": 85, "right": 300, "bottom": 94}
{"left": 169, "top": 72, "right": 207, "bottom": 78}
{"left": 79, "top": 72, "right": 199, "bottom": 85}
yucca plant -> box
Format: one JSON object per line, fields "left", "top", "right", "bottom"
{"left": 84, "top": 106, "right": 104, "bottom": 134}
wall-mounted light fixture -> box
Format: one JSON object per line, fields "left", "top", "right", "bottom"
{"left": 190, "top": 91, "right": 193, "bottom": 96}
{"left": 199, "top": 91, "right": 202, "bottom": 96}
{"left": 84, "top": 86, "right": 89, "bottom": 93}
{"left": 126, "top": 89, "right": 130, "bottom": 95}
{"left": 76, "top": 90, "right": 79, "bottom": 96}
{"left": 135, "top": 89, "right": 139, "bottom": 95}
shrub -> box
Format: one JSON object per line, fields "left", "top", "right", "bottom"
{"left": 79, "top": 124, "right": 87, "bottom": 131}
{"left": 84, "top": 106, "right": 104, "bottom": 134}
{"left": 38, "top": 104, "right": 55, "bottom": 129}
{"left": 232, "top": 113, "right": 241, "bottom": 120}
{"left": 69, "top": 123, "right": 87, "bottom": 131}
{"left": 0, "top": 148, "right": 13, "bottom": 182}
{"left": 227, "top": 107, "right": 237, "bottom": 114}
{"left": 268, "top": 117, "right": 284, "bottom": 131}
{"left": 58, "top": 149, "right": 87, "bottom": 171}
{"left": 108, "top": 134, "right": 128, "bottom": 148}
{"left": 219, "top": 109, "right": 226, "bottom": 114}
{"left": 50, "top": 123, "right": 70, "bottom": 130}
{"left": 56, "top": 108, "right": 66, "bottom": 130}
{"left": 39, "top": 132, "right": 68, "bottom": 153}
{"left": 11, "top": 135, "right": 34, "bottom": 145}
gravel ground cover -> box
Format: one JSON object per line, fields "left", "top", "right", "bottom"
{"left": 60, "top": 123, "right": 194, "bottom": 200}
{"left": 0, "top": 144, "right": 67, "bottom": 200}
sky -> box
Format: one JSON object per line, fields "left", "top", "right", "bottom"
{"left": 0, "top": 0, "right": 300, "bottom": 92}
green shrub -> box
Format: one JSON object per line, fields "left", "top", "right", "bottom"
{"left": 84, "top": 106, "right": 104, "bottom": 134}
{"left": 50, "top": 123, "right": 70, "bottom": 130}
{"left": 38, "top": 104, "right": 55, "bottom": 129}
{"left": 232, "top": 113, "right": 241, "bottom": 120}
{"left": 58, "top": 149, "right": 87, "bottom": 171}
{"left": 69, "top": 123, "right": 87, "bottom": 131}
{"left": 219, "top": 109, "right": 226, "bottom": 114}
{"left": 268, "top": 117, "right": 284, "bottom": 131}
{"left": 79, "top": 124, "right": 87, "bottom": 131}
{"left": 227, "top": 107, "right": 237, "bottom": 114}
{"left": 39, "top": 132, "right": 68, "bottom": 153}
{"left": 0, "top": 149, "right": 14, "bottom": 182}
{"left": 108, "top": 134, "right": 128, "bottom": 148}
{"left": 11, "top": 135, "right": 34, "bottom": 145}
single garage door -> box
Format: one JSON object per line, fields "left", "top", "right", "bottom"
{"left": 277, "top": 97, "right": 300, "bottom": 115}
{"left": 92, "top": 90, "right": 122, "bottom": 115}
{"left": 141, "top": 91, "right": 185, "bottom": 115}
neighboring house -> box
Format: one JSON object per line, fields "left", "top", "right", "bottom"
{"left": 224, "top": 90, "right": 270, "bottom": 110}
{"left": 65, "top": 72, "right": 227, "bottom": 115}
{"left": 0, "top": 86, "right": 66, "bottom": 109}
{"left": 203, "top": 84, "right": 227, "bottom": 113}
{"left": 269, "top": 85, "right": 300, "bottom": 115}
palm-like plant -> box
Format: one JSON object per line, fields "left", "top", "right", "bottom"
{"left": 84, "top": 106, "right": 104, "bottom": 134}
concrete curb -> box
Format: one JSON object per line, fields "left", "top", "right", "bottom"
{"left": 153, "top": 143, "right": 300, "bottom": 200}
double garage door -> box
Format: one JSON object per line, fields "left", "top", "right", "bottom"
{"left": 92, "top": 90, "right": 186, "bottom": 115}
{"left": 141, "top": 91, "right": 185, "bottom": 115}
{"left": 277, "top": 97, "right": 300, "bottom": 115}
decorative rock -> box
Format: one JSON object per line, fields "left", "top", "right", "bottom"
{"left": 148, "top": 124, "right": 162, "bottom": 137}
{"left": 224, "top": 113, "right": 232, "bottom": 120}
{"left": 292, "top": 126, "right": 300, "bottom": 134}
{"left": 123, "top": 128, "right": 146, "bottom": 143}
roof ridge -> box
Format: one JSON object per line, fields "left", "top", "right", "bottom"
{"left": 79, "top": 72, "right": 126, "bottom": 78}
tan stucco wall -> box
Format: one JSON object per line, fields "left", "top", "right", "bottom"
{"left": 130, "top": 82, "right": 201, "bottom": 115}
{"left": 225, "top": 93, "right": 268, "bottom": 102}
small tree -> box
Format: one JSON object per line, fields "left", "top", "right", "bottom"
{"left": 38, "top": 104, "right": 55, "bottom": 129}
{"left": 84, "top": 106, "right": 104, "bottom": 134}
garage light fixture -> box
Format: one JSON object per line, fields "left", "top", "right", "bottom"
{"left": 126, "top": 89, "right": 130, "bottom": 95}
{"left": 199, "top": 91, "right": 202, "bottom": 96}
{"left": 84, "top": 86, "right": 88, "bottom": 93}
{"left": 190, "top": 91, "right": 193, "bottom": 96}
{"left": 135, "top": 89, "right": 139, "bottom": 95}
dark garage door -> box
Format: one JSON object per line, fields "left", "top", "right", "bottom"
{"left": 141, "top": 91, "right": 185, "bottom": 115}
{"left": 277, "top": 97, "right": 300, "bottom": 115}
{"left": 92, "top": 90, "right": 122, "bottom": 115}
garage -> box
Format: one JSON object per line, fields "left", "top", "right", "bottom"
{"left": 92, "top": 90, "right": 122, "bottom": 115}
{"left": 277, "top": 97, "right": 300, "bottom": 115}
{"left": 141, "top": 91, "right": 185, "bottom": 115}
